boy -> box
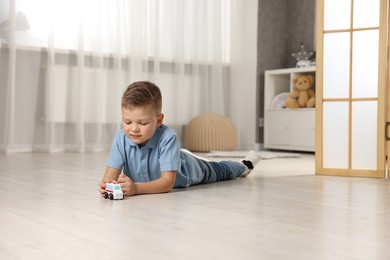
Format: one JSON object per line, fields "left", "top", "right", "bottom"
{"left": 98, "top": 81, "right": 260, "bottom": 197}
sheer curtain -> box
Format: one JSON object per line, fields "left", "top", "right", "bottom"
{"left": 0, "top": 0, "right": 256, "bottom": 153}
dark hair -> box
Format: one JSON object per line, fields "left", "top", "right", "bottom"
{"left": 121, "top": 81, "right": 162, "bottom": 113}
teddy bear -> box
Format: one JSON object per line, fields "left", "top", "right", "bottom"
{"left": 285, "top": 74, "right": 315, "bottom": 109}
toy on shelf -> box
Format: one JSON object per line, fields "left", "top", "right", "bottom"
{"left": 269, "top": 92, "right": 289, "bottom": 109}
{"left": 285, "top": 74, "right": 315, "bottom": 109}
{"left": 291, "top": 43, "right": 314, "bottom": 68}
{"left": 104, "top": 183, "right": 124, "bottom": 200}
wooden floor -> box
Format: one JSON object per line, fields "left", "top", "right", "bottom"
{"left": 1, "top": 151, "right": 390, "bottom": 260}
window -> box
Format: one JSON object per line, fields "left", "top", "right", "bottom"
{"left": 1, "top": 0, "right": 231, "bottom": 62}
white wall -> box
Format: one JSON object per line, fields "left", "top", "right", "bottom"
{"left": 230, "top": 0, "right": 258, "bottom": 150}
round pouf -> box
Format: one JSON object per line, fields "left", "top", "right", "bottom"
{"left": 185, "top": 113, "right": 237, "bottom": 152}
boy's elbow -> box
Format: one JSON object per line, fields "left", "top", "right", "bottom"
{"left": 164, "top": 183, "right": 174, "bottom": 193}
{"left": 161, "top": 171, "right": 176, "bottom": 193}
{"left": 164, "top": 187, "right": 173, "bottom": 193}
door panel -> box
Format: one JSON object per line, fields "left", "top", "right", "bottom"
{"left": 316, "top": 0, "right": 387, "bottom": 178}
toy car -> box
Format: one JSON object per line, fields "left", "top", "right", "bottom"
{"left": 104, "top": 183, "right": 124, "bottom": 200}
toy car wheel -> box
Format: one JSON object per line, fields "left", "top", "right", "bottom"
{"left": 104, "top": 192, "right": 109, "bottom": 199}
{"left": 109, "top": 193, "right": 114, "bottom": 200}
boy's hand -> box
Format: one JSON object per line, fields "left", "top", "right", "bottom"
{"left": 99, "top": 167, "right": 121, "bottom": 197}
{"left": 98, "top": 181, "right": 107, "bottom": 197}
{"left": 98, "top": 180, "right": 114, "bottom": 197}
{"left": 118, "top": 173, "right": 136, "bottom": 196}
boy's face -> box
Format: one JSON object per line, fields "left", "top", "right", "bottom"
{"left": 122, "top": 106, "right": 163, "bottom": 146}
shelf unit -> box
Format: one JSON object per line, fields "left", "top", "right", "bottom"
{"left": 264, "top": 67, "right": 316, "bottom": 152}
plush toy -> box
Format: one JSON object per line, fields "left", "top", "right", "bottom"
{"left": 285, "top": 74, "right": 315, "bottom": 109}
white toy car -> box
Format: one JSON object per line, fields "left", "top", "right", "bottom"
{"left": 104, "top": 183, "right": 124, "bottom": 200}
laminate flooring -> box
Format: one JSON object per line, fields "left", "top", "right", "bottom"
{"left": 1, "top": 151, "right": 390, "bottom": 260}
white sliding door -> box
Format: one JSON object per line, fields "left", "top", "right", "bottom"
{"left": 316, "top": 0, "right": 388, "bottom": 177}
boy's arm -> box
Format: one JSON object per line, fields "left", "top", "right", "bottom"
{"left": 98, "top": 167, "right": 121, "bottom": 197}
{"left": 118, "top": 171, "right": 176, "bottom": 196}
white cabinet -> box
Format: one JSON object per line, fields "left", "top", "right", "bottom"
{"left": 264, "top": 67, "right": 316, "bottom": 152}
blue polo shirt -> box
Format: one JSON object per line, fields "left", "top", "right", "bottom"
{"left": 107, "top": 124, "right": 196, "bottom": 188}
